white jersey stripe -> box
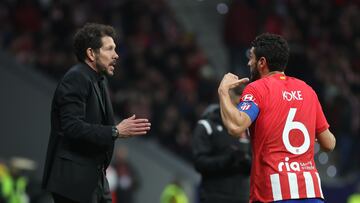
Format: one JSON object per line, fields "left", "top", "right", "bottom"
{"left": 287, "top": 173, "right": 299, "bottom": 199}
{"left": 270, "top": 174, "right": 282, "bottom": 201}
{"left": 315, "top": 172, "right": 324, "bottom": 198}
{"left": 303, "top": 172, "right": 315, "bottom": 198}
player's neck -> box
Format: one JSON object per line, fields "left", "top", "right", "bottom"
{"left": 264, "top": 71, "right": 284, "bottom": 77}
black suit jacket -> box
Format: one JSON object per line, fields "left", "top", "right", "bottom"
{"left": 42, "top": 63, "right": 115, "bottom": 202}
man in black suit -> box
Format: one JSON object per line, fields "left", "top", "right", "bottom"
{"left": 42, "top": 23, "right": 151, "bottom": 203}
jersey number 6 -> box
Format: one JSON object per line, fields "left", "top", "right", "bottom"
{"left": 282, "top": 108, "right": 310, "bottom": 155}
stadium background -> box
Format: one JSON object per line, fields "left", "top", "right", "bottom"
{"left": 0, "top": 0, "right": 359, "bottom": 202}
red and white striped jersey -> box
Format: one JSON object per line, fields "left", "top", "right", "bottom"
{"left": 239, "top": 74, "right": 329, "bottom": 202}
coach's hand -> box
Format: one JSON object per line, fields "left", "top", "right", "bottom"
{"left": 115, "top": 115, "right": 151, "bottom": 138}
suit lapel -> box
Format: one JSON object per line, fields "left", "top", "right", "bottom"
{"left": 93, "top": 81, "right": 106, "bottom": 116}
{"left": 103, "top": 80, "right": 115, "bottom": 125}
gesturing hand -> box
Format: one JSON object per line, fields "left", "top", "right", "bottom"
{"left": 218, "top": 73, "right": 249, "bottom": 95}
{"left": 115, "top": 115, "right": 151, "bottom": 138}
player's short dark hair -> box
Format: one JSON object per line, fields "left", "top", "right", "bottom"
{"left": 73, "top": 23, "right": 117, "bottom": 62}
{"left": 251, "top": 33, "right": 289, "bottom": 72}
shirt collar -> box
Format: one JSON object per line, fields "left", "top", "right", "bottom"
{"left": 82, "top": 62, "right": 105, "bottom": 82}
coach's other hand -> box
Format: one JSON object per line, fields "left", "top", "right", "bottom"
{"left": 115, "top": 115, "right": 151, "bottom": 138}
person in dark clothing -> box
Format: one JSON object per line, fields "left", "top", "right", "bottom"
{"left": 42, "top": 23, "right": 151, "bottom": 203}
{"left": 112, "top": 146, "right": 140, "bottom": 203}
{"left": 192, "top": 88, "right": 251, "bottom": 203}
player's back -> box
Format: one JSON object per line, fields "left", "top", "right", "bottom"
{"left": 245, "top": 74, "right": 328, "bottom": 202}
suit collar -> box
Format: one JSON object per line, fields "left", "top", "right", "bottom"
{"left": 77, "top": 63, "right": 107, "bottom": 116}
{"left": 93, "top": 80, "right": 106, "bottom": 115}
{"left": 78, "top": 62, "right": 105, "bottom": 82}
{"left": 76, "top": 63, "right": 114, "bottom": 125}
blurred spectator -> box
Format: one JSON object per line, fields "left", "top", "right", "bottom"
{"left": 326, "top": 95, "right": 354, "bottom": 176}
{"left": 111, "top": 146, "right": 140, "bottom": 203}
{"left": 0, "top": 160, "right": 8, "bottom": 203}
{"left": 160, "top": 178, "right": 189, "bottom": 203}
{"left": 224, "top": 0, "right": 258, "bottom": 76}
{"left": 348, "top": 182, "right": 360, "bottom": 203}
{"left": 0, "top": 157, "right": 36, "bottom": 203}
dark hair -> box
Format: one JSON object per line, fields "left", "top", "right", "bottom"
{"left": 251, "top": 33, "right": 289, "bottom": 72}
{"left": 73, "top": 23, "right": 117, "bottom": 62}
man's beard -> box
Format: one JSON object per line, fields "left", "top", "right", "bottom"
{"left": 96, "top": 60, "right": 117, "bottom": 76}
{"left": 95, "top": 59, "right": 110, "bottom": 76}
{"left": 96, "top": 63, "right": 106, "bottom": 75}
{"left": 250, "top": 64, "right": 260, "bottom": 82}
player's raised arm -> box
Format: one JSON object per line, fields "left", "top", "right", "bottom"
{"left": 218, "top": 73, "right": 251, "bottom": 138}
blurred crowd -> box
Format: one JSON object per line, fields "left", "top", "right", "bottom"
{"left": 0, "top": 0, "right": 359, "bottom": 179}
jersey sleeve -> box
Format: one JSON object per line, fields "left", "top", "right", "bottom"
{"left": 238, "top": 84, "right": 262, "bottom": 122}
{"left": 315, "top": 96, "right": 329, "bottom": 134}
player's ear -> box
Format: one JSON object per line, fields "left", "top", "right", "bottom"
{"left": 258, "top": 57, "right": 269, "bottom": 73}
{"left": 258, "top": 57, "right": 267, "bottom": 68}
